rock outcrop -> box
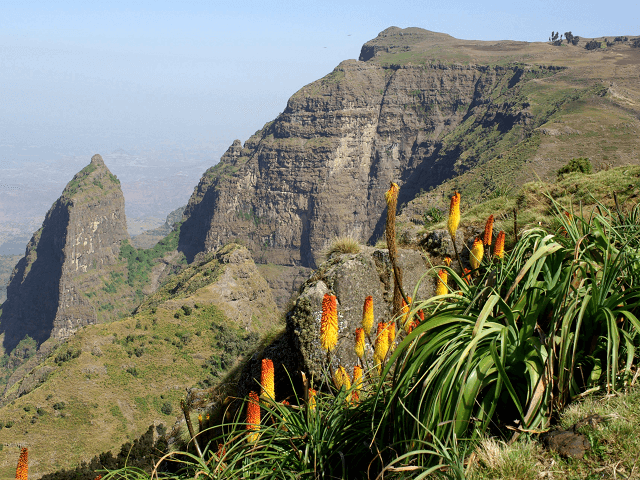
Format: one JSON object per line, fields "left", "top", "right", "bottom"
{"left": 1, "top": 155, "right": 129, "bottom": 351}
{"left": 178, "top": 28, "right": 566, "bottom": 268}
{"left": 237, "top": 246, "right": 436, "bottom": 398}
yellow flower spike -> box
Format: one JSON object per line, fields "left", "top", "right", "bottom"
{"left": 384, "top": 182, "right": 399, "bottom": 206}
{"left": 436, "top": 269, "right": 448, "bottom": 296}
{"left": 400, "top": 296, "right": 412, "bottom": 330}
{"left": 444, "top": 256, "right": 452, "bottom": 267}
{"left": 320, "top": 293, "right": 338, "bottom": 352}
{"left": 362, "top": 296, "right": 374, "bottom": 334}
{"left": 494, "top": 231, "right": 506, "bottom": 259}
{"left": 246, "top": 391, "right": 261, "bottom": 443}
{"left": 484, "top": 215, "right": 494, "bottom": 247}
{"left": 353, "top": 365, "right": 363, "bottom": 390}
{"left": 354, "top": 328, "right": 365, "bottom": 361}
{"left": 470, "top": 237, "right": 484, "bottom": 270}
{"left": 198, "top": 413, "right": 203, "bottom": 431}
{"left": 333, "top": 365, "right": 351, "bottom": 391}
{"left": 15, "top": 447, "right": 28, "bottom": 480}
{"left": 308, "top": 388, "right": 317, "bottom": 411}
{"left": 448, "top": 191, "right": 461, "bottom": 239}
{"left": 374, "top": 322, "right": 390, "bottom": 374}
{"left": 260, "top": 358, "right": 275, "bottom": 402}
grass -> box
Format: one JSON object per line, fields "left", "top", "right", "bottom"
{"left": 323, "top": 236, "right": 362, "bottom": 259}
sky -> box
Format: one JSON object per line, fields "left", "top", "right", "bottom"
{"left": 0, "top": 0, "right": 636, "bottom": 162}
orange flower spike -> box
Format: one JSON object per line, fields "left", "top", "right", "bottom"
{"left": 260, "top": 358, "right": 275, "bottom": 401}
{"left": 470, "top": 237, "right": 484, "bottom": 270}
{"left": 444, "top": 256, "right": 452, "bottom": 267}
{"left": 448, "top": 191, "right": 461, "bottom": 239}
{"left": 374, "top": 322, "right": 390, "bottom": 373}
{"left": 418, "top": 309, "right": 424, "bottom": 321}
{"left": 362, "top": 296, "right": 374, "bottom": 334}
{"left": 388, "top": 321, "right": 396, "bottom": 345}
{"left": 308, "top": 388, "right": 317, "bottom": 411}
{"left": 494, "top": 231, "right": 506, "bottom": 259}
{"left": 436, "top": 269, "right": 448, "bottom": 296}
{"left": 320, "top": 293, "right": 338, "bottom": 352}
{"left": 246, "top": 391, "right": 261, "bottom": 442}
{"left": 484, "top": 215, "right": 494, "bottom": 247}
{"left": 354, "top": 328, "right": 365, "bottom": 360}
{"left": 15, "top": 448, "right": 28, "bottom": 480}
{"left": 462, "top": 268, "right": 472, "bottom": 285}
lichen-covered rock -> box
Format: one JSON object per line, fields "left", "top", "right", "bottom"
{"left": 238, "top": 246, "right": 434, "bottom": 397}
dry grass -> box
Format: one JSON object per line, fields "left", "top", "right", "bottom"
{"left": 467, "top": 385, "right": 640, "bottom": 479}
{"left": 324, "top": 236, "right": 362, "bottom": 259}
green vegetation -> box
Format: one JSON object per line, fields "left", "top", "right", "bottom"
{"left": 557, "top": 156, "right": 593, "bottom": 176}
{"left": 94, "top": 194, "right": 640, "bottom": 480}
{"left": 119, "top": 223, "right": 184, "bottom": 290}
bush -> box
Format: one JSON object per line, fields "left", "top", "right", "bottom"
{"left": 160, "top": 402, "right": 172, "bottom": 415}
{"left": 423, "top": 206, "right": 444, "bottom": 225}
{"left": 585, "top": 40, "right": 602, "bottom": 50}
{"left": 558, "top": 157, "right": 592, "bottom": 176}
{"left": 52, "top": 402, "right": 66, "bottom": 410}
{"left": 55, "top": 348, "right": 81, "bottom": 365}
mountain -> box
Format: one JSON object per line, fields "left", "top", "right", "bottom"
{"left": 0, "top": 155, "right": 131, "bottom": 353}
{"left": 178, "top": 27, "right": 640, "bottom": 269}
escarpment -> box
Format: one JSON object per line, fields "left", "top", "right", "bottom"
{"left": 1, "top": 154, "right": 130, "bottom": 351}
{"left": 178, "top": 29, "right": 573, "bottom": 269}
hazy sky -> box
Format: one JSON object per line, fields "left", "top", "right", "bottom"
{"left": 1, "top": 0, "right": 636, "bottom": 161}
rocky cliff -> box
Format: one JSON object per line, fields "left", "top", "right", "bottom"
{"left": 0, "top": 155, "right": 130, "bottom": 351}
{"left": 178, "top": 27, "right": 640, "bottom": 269}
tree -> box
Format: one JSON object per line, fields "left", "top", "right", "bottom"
{"left": 564, "top": 31, "right": 574, "bottom": 44}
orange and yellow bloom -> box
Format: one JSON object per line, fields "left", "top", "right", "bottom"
{"left": 448, "top": 191, "right": 461, "bottom": 239}
{"left": 470, "top": 237, "right": 484, "bottom": 270}
{"left": 436, "top": 269, "right": 448, "bottom": 296}
{"left": 308, "top": 388, "right": 317, "bottom": 411}
{"left": 374, "top": 322, "right": 390, "bottom": 373}
{"left": 484, "top": 215, "right": 494, "bottom": 247}
{"left": 320, "top": 293, "right": 338, "bottom": 352}
{"left": 354, "top": 328, "right": 365, "bottom": 360}
{"left": 362, "top": 296, "right": 374, "bottom": 334}
{"left": 260, "top": 358, "right": 275, "bottom": 401}
{"left": 15, "top": 447, "right": 28, "bottom": 480}
{"left": 246, "top": 391, "right": 260, "bottom": 442}
{"left": 495, "top": 231, "right": 505, "bottom": 259}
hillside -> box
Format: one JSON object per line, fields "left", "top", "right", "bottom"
{"left": 0, "top": 244, "right": 281, "bottom": 479}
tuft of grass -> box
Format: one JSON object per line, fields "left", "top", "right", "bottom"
{"left": 324, "top": 236, "right": 362, "bottom": 259}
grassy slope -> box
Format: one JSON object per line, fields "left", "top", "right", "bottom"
{"left": 372, "top": 34, "right": 640, "bottom": 212}
{"left": 0, "top": 251, "right": 278, "bottom": 479}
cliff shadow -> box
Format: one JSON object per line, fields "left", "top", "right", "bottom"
{"left": 369, "top": 143, "right": 460, "bottom": 244}
{"left": 0, "top": 203, "right": 67, "bottom": 353}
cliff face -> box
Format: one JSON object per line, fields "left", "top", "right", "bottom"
{"left": 1, "top": 155, "right": 129, "bottom": 350}
{"left": 178, "top": 29, "right": 566, "bottom": 268}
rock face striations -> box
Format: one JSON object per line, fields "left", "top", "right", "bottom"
{"left": 1, "top": 155, "right": 129, "bottom": 351}
{"left": 178, "top": 27, "right": 579, "bottom": 268}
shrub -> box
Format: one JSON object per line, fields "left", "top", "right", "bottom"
{"left": 325, "top": 236, "right": 361, "bottom": 259}
{"left": 55, "top": 348, "right": 81, "bottom": 365}
{"left": 558, "top": 157, "right": 592, "bottom": 176}
{"left": 585, "top": 40, "right": 602, "bottom": 50}
{"left": 181, "top": 305, "right": 192, "bottom": 316}
{"left": 160, "top": 402, "right": 172, "bottom": 415}
{"left": 52, "top": 402, "right": 65, "bottom": 410}
{"left": 423, "top": 206, "right": 444, "bottom": 225}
